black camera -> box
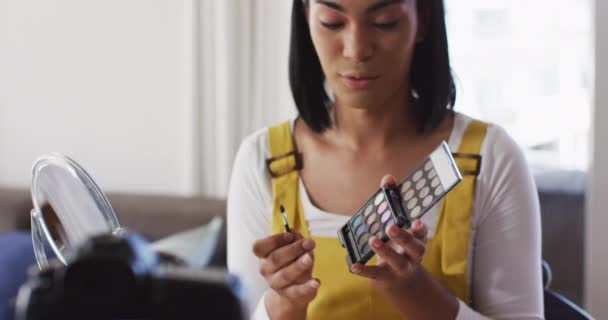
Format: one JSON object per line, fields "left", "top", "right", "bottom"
{"left": 14, "top": 232, "right": 245, "bottom": 320}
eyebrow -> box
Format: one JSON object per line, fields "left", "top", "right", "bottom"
{"left": 315, "top": 0, "right": 404, "bottom": 13}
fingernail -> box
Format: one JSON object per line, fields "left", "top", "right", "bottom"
{"left": 302, "top": 239, "right": 315, "bottom": 251}
{"left": 351, "top": 264, "right": 361, "bottom": 273}
{"left": 300, "top": 254, "right": 312, "bottom": 267}
{"left": 309, "top": 279, "right": 320, "bottom": 289}
{"left": 283, "top": 232, "right": 294, "bottom": 242}
{"left": 371, "top": 238, "right": 382, "bottom": 249}
{"left": 414, "top": 220, "right": 422, "bottom": 228}
{"left": 388, "top": 225, "right": 399, "bottom": 237}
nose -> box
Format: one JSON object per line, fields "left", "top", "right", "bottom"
{"left": 342, "top": 25, "right": 374, "bottom": 63}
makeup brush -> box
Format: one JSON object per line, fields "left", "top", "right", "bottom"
{"left": 279, "top": 204, "right": 291, "bottom": 232}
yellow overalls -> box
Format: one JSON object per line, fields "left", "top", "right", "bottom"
{"left": 266, "top": 119, "right": 488, "bottom": 319}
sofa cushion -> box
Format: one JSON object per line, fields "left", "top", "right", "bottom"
{"left": 1, "top": 189, "right": 228, "bottom": 268}
{"left": 106, "top": 193, "right": 227, "bottom": 267}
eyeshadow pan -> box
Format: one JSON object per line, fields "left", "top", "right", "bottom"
{"left": 434, "top": 185, "right": 444, "bottom": 196}
{"left": 401, "top": 181, "right": 412, "bottom": 193}
{"left": 381, "top": 210, "right": 391, "bottom": 223}
{"left": 403, "top": 189, "right": 415, "bottom": 201}
{"left": 377, "top": 201, "right": 388, "bottom": 214}
{"left": 422, "top": 195, "right": 433, "bottom": 207}
{"left": 355, "top": 223, "right": 366, "bottom": 237}
{"left": 374, "top": 193, "right": 384, "bottom": 205}
{"left": 428, "top": 169, "right": 437, "bottom": 179}
{"left": 363, "top": 204, "right": 374, "bottom": 217}
{"left": 424, "top": 161, "right": 433, "bottom": 171}
{"left": 413, "top": 170, "right": 423, "bottom": 182}
{"left": 358, "top": 233, "right": 371, "bottom": 247}
{"left": 410, "top": 206, "right": 421, "bottom": 218}
{"left": 419, "top": 186, "right": 430, "bottom": 198}
{"left": 407, "top": 197, "right": 418, "bottom": 210}
{"left": 416, "top": 178, "right": 427, "bottom": 190}
{"left": 352, "top": 214, "right": 362, "bottom": 227}
{"left": 370, "top": 222, "right": 381, "bottom": 235}
{"left": 366, "top": 213, "right": 376, "bottom": 225}
{"left": 431, "top": 177, "right": 440, "bottom": 188}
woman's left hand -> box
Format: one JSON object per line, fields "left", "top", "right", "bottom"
{"left": 351, "top": 175, "right": 429, "bottom": 297}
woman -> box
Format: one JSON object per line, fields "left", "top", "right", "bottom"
{"left": 227, "top": 0, "right": 543, "bottom": 319}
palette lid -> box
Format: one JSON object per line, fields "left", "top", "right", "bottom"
{"left": 30, "top": 153, "right": 122, "bottom": 269}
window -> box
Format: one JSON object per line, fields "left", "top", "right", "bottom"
{"left": 445, "top": 0, "right": 593, "bottom": 170}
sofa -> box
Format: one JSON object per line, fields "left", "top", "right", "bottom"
{"left": 0, "top": 168, "right": 587, "bottom": 308}
{"left": 0, "top": 188, "right": 227, "bottom": 267}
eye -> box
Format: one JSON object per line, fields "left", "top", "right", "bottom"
{"left": 372, "top": 19, "right": 400, "bottom": 30}
{"left": 320, "top": 21, "right": 345, "bottom": 30}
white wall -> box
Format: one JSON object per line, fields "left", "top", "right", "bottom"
{"left": 586, "top": 0, "right": 608, "bottom": 317}
{"left": 0, "top": 0, "right": 197, "bottom": 195}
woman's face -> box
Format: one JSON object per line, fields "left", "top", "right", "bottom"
{"left": 308, "top": 0, "right": 421, "bottom": 110}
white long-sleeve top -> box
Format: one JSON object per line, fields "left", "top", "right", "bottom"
{"left": 227, "top": 112, "right": 544, "bottom": 320}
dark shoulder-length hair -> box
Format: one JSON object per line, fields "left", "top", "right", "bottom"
{"left": 289, "top": 0, "right": 456, "bottom": 134}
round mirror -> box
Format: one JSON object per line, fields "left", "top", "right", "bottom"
{"left": 30, "top": 153, "right": 122, "bottom": 269}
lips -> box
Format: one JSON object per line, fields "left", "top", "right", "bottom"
{"left": 340, "top": 74, "right": 379, "bottom": 90}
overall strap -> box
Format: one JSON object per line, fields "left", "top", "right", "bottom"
{"left": 266, "top": 121, "right": 309, "bottom": 237}
{"left": 436, "top": 119, "right": 488, "bottom": 303}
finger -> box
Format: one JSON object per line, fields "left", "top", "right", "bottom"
{"left": 410, "top": 219, "right": 428, "bottom": 242}
{"left": 368, "top": 236, "right": 411, "bottom": 273}
{"left": 252, "top": 232, "right": 295, "bottom": 258}
{"left": 387, "top": 224, "right": 425, "bottom": 264}
{"left": 268, "top": 252, "right": 314, "bottom": 289}
{"left": 281, "top": 278, "right": 320, "bottom": 302}
{"left": 291, "top": 230, "right": 304, "bottom": 240}
{"left": 351, "top": 263, "right": 392, "bottom": 281}
{"left": 380, "top": 174, "right": 397, "bottom": 187}
{"left": 260, "top": 238, "right": 315, "bottom": 275}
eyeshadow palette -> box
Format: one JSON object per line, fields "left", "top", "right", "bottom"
{"left": 337, "top": 141, "right": 462, "bottom": 268}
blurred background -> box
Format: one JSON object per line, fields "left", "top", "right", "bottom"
{"left": 0, "top": 0, "right": 605, "bottom": 318}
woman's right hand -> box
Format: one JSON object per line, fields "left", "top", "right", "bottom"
{"left": 252, "top": 232, "right": 319, "bottom": 319}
